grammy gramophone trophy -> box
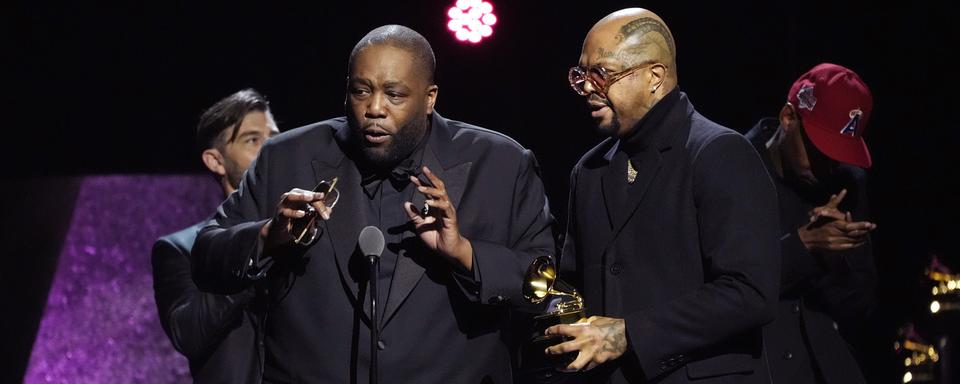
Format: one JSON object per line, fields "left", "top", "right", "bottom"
{"left": 519, "top": 256, "right": 586, "bottom": 379}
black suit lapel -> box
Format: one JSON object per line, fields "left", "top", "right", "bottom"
{"left": 311, "top": 137, "right": 371, "bottom": 321}
{"left": 622, "top": 150, "right": 663, "bottom": 232}
{"left": 381, "top": 115, "right": 472, "bottom": 329}
{"left": 602, "top": 147, "right": 663, "bottom": 255}
{"left": 600, "top": 145, "right": 622, "bottom": 230}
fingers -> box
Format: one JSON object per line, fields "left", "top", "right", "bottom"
{"left": 545, "top": 336, "right": 590, "bottom": 355}
{"left": 404, "top": 202, "right": 438, "bottom": 227}
{"left": 809, "top": 189, "right": 847, "bottom": 220}
{"left": 837, "top": 221, "right": 876, "bottom": 239}
{"left": 806, "top": 231, "right": 867, "bottom": 252}
{"left": 826, "top": 242, "right": 865, "bottom": 251}
{"left": 842, "top": 221, "right": 876, "bottom": 232}
{"left": 416, "top": 184, "right": 446, "bottom": 200}
{"left": 404, "top": 202, "right": 422, "bottom": 222}
{"left": 543, "top": 317, "right": 592, "bottom": 337}
{"left": 409, "top": 175, "right": 424, "bottom": 188}
{"left": 545, "top": 323, "right": 586, "bottom": 338}
{"left": 564, "top": 351, "right": 593, "bottom": 372}
{"left": 845, "top": 229, "right": 871, "bottom": 238}
{"left": 409, "top": 169, "right": 457, "bottom": 221}
{"left": 825, "top": 189, "right": 847, "bottom": 209}
{"left": 562, "top": 351, "right": 604, "bottom": 372}
{"left": 543, "top": 321, "right": 612, "bottom": 373}
{"left": 411, "top": 170, "right": 448, "bottom": 202}
{"left": 825, "top": 236, "right": 867, "bottom": 250}
{"left": 309, "top": 200, "right": 332, "bottom": 220}
{"left": 280, "top": 190, "right": 327, "bottom": 219}
{"left": 282, "top": 188, "right": 322, "bottom": 203}
{"left": 543, "top": 326, "right": 592, "bottom": 372}
{"left": 422, "top": 166, "right": 445, "bottom": 190}
{"left": 424, "top": 198, "right": 456, "bottom": 219}
{"left": 811, "top": 208, "right": 847, "bottom": 222}
{"left": 279, "top": 206, "right": 311, "bottom": 219}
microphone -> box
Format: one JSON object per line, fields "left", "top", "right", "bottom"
{"left": 358, "top": 226, "right": 385, "bottom": 263}
{"left": 358, "top": 225, "right": 384, "bottom": 384}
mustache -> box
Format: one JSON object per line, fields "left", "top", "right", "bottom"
{"left": 588, "top": 94, "right": 612, "bottom": 107}
{"left": 362, "top": 122, "right": 388, "bottom": 131}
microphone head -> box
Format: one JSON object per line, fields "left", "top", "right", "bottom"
{"left": 358, "top": 226, "right": 385, "bottom": 258}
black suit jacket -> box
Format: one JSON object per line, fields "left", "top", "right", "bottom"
{"left": 152, "top": 222, "right": 261, "bottom": 383}
{"left": 746, "top": 118, "right": 876, "bottom": 384}
{"left": 561, "top": 93, "right": 781, "bottom": 383}
{"left": 191, "top": 112, "right": 555, "bottom": 383}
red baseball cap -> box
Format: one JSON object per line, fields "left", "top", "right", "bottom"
{"left": 788, "top": 63, "right": 873, "bottom": 168}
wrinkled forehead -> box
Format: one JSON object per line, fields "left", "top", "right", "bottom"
{"left": 350, "top": 43, "right": 432, "bottom": 89}
{"left": 351, "top": 45, "right": 413, "bottom": 77}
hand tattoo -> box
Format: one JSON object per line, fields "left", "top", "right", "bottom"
{"left": 598, "top": 318, "right": 628, "bottom": 355}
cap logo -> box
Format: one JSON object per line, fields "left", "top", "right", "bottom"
{"left": 840, "top": 108, "right": 863, "bottom": 137}
{"left": 797, "top": 85, "right": 817, "bottom": 111}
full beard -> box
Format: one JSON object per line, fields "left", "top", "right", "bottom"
{"left": 350, "top": 117, "right": 428, "bottom": 170}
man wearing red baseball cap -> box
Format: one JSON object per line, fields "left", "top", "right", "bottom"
{"left": 745, "top": 63, "right": 878, "bottom": 383}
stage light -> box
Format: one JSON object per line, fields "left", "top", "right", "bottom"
{"left": 447, "top": 0, "right": 497, "bottom": 44}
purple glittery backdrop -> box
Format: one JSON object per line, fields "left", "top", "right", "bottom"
{"left": 25, "top": 175, "right": 223, "bottom": 383}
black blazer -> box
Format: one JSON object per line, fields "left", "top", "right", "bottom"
{"left": 191, "top": 112, "right": 555, "bottom": 383}
{"left": 152, "top": 222, "right": 260, "bottom": 383}
{"left": 561, "top": 93, "right": 781, "bottom": 383}
{"left": 746, "top": 119, "right": 876, "bottom": 384}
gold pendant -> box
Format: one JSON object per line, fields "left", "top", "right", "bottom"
{"left": 627, "top": 159, "right": 638, "bottom": 184}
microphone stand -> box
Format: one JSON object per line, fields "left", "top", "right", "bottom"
{"left": 368, "top": 254, "right": 380, "bottom": 384}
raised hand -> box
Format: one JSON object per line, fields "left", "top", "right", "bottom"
{"left": 403, "top": 166, "right": 473, "bottom": 270}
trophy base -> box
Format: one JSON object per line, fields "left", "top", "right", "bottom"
{"left": 519, "top": 310, "right": 585, "bottom": 383}
{"left": 519, "top": 334, "right": 577, "bottom": 383}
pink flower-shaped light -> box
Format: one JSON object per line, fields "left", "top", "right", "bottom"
{"left": 447, "top": 0, "right": 497, "bottom": 44}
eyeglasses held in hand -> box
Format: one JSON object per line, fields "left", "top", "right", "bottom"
{"left": 291, "top": 178, "right": 340, "bottom": 246}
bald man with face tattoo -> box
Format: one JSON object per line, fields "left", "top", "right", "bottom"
{"left": 552, "top": 8, "right": 781, "bottom": 383}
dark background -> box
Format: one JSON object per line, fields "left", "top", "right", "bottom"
{"left": 3, "top": 0, "right": 957, "bottom": 382}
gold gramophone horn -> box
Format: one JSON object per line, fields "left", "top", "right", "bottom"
{"left": 523, "top": 256, "right": 584, "bottom": 315}
{"left": 524, "top": 256, "right": 556, "bottom": 304}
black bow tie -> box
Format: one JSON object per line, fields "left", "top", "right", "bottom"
{"left": 361, "top": 159, "right": 420, "bottom": 196}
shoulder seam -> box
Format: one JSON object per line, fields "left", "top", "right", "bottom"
{"left": 691, "top": 131, "right": 741, "bottom": 165}
{"left": 454, "top": 124, "right": 526, "bottom": 150}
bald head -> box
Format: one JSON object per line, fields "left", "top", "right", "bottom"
{"left": 575, "top": 8, "right": 679, "bottom": 137}
{"left": 586, "top": 8, "right": 677, "bottom": 80}
{"left": 349, "top": 25, "right": 436, "bottom": 84}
